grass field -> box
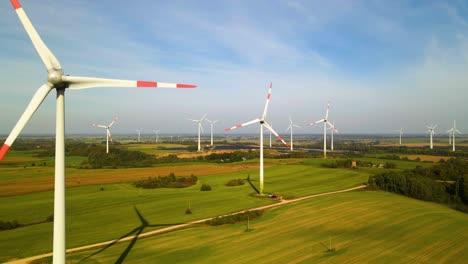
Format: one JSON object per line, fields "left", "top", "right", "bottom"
{"left": 1, "top": 142, "right": 465, "bottom": 263}
{"left": 0, "top": 163, "right": 368, "bottom": 262}
{"left": 63, "top": 190, "right": 468, "bottom": 264}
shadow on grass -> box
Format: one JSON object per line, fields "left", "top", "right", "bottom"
{"left": 79, "top": 207, "right": 183, "bottom": 264}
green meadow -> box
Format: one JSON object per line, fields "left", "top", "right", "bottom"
{"left": 0, "top": 161, "right": 368, "bottom": 262}
{"left": 64, "top": 190, "right": 468, "bottom": 264}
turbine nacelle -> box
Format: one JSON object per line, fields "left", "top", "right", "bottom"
{"left": 47, "top": 69, "right": 68, "bottom": 88}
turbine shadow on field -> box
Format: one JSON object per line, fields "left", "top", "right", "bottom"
{"left": 79, "top": 207, "right": 183, "bottom": 264}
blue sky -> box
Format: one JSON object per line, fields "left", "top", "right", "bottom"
{"left": 0, "top": 0, "right": 467, "bottom": 136}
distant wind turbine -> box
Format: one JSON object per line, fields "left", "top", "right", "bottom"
{"left": 397, "top": 128, "right": 403, "bottom": 145}
{"left": 447, "top": 128, "right": 453, "bottom": 145}
{"left": 286, "top": 116, "right": 301, "bottom": 151}
{"left": 225, "top": 83, "right": 289, "bottom": 194}
{"left": 449, "top": 120, "right": 462, "bottom": 151}
{"left": 328, "top": 121, "right": 338, "bottom": 152}
{"left": 426, "top": 124, "right": 437, "bottom": 150}
{"left": 136, "top": 129, "right": 143, "bottom": 142}
{"left": 93, "top": 117, "right": 118, "bottom": 154}
{"left": 309, "top": 100, "right": 334, "bottom": 158}
{"left": 153, "top": 129, "right": 160, "bottom": 143}
{"left": 189, "top": 114, "right": 207, "bottom": 151}
{"left": 205, "top": 118, "right": 219, "bottom": 146}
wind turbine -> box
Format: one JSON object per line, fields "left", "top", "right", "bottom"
{"left": 153, "top": 129, "right": 160, "bottom": 143}
{"left": 397, "top": 128, "right": 403, "bottom": 145}
{"left": 447, "top": 128, "right": 453, "bottom": 145}
{"left": 0, "top": 1, "right": 196, "bottom": 262}
{"left": 93, "top": 117, "right": 118, "bottom": 154}
{"left": 225, "top": 83, "right": 289, "bottom": 194}
{"left": 426, "top": 124, "right": 437, "bottom": 150}
{"left": 265, "top": 121, "right": 273, "bottom": 148}
{"left": 286, "top": 116, "right": 301, "bottom": 151}
{"left": 205, "top": 118, "right": 219, "bottom": 146}
{"left": 309, "top": 100, "right": 334, "bottom": 158}
{"left": 189, "top": 114, "right": 207, "bottom": 151}
{"left": 450, "top": 120, "right": 462, "bottom": 151}
{"left": 136, "top": 129, "right": 143, "bottom": 142}
{"left": 328, "top": 121, "right": 338, "bottom": 152}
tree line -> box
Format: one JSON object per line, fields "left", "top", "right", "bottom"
{"left": 368, "top": 158, "right": 468, "bottom": 212}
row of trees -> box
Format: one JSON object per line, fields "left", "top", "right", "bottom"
{"left": 205, "top": 210, "right": 263, "bottom": 226}
{"left": 0, "top": 214, "right": 53, "bottom": 231}
{"left": 321, "top": 159, "right": 397, "bottom": 169}
{"left": 133, "top": 173, "right": 198, "bottom": 189}
{"left": 368, "top": 158, "right": 468, "bottom": 212}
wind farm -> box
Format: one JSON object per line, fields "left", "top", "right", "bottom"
{"left": 0, "top": 1, "right": 467, "bottom": 264}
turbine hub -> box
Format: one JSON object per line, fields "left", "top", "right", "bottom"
{"left": 47, "top": 69, "right": 69, "bottom": 89}
{"left": 260, "top": 120, "right": 265, "bottom": 124}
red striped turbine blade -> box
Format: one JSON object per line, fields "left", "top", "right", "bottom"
{"left": 10, "top": 0, "right": 21, "bottom": 9}
{"left": 0, "top": 144, "right": 10, "bottom": 160}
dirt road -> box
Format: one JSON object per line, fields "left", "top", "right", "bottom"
{"left": 6, "top": 185, "right": 367, "bottom": 264}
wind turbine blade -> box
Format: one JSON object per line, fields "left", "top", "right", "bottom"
{"left": 96, "top": 125, "right": 107, "bottom": 129}
{"left": 433, "top": 124, "right": 438, "bottom": 129}
{"left": 10, "top": 0, "right": 61, "bottom": 70}
{"left": 293, "top": 125, "right": 302, "bottom": 128}
{"left": 455, "top": 129, "right": 462, "bottom": 134}
{"left": 225, "top": 118, "right": 260, "bottom": 131}
{"left": 63, "top": 76, "right": 196, "bottom": 90}
{"left": 289, "top": 115, "right": 293, "bottom": 124}
{"left": 205, "top": 118, "right": 212, "bottom": 123}
{"left": 309, "top": 119, "right": 325, "bottom": 126}
{"left": 200, "top": 123, "right": 205, "bottom": 133}
{"left": 263, "top": 122, "right": 290, "bottom": 148}
{"left": 188, "top": 119, "right": 199, "bottom": 122}
{"left": 325, "top": 100, "right": 331, "bottom": 119}
{"left": 261, "top": 82, "right": 273, "bottom": 120}
{"left": 0, "top": 83, "right": 52, "bottom": 160}
{"left": 108, "top": 119, "right": 117, "bottom": 127}
{"left": 286, "top": 125, "right": 292, "bottom": 132}
{"left": 200, "top": 113, "right": 208, "bottom": 122}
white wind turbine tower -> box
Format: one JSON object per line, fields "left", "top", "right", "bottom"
{"left": 189, "top": 114, "right": 207, "bottom": 151}
{"left": 136, "top": 129, "right": 143, "bottom": 142}
{"left": 0, "top": 1, "right": 196, "bottom": 262}
{"left": 426, "top": 124, "right": 437, "bottom": 150}
{"left": 309, "top": 100, "right": 334, "bottom": 158}
{"left": 153, "top": 129, "right": 160, "bottom": 143}
{"left": 93, "top": 117, "right": 118, "bottom": 154}
{"left": 225, "top": 83, "right": 289, "bottom": 194}
{"left": 328, "top": 121, "right": 338, "bottom": 152}
{"left": 286, "top": 116, "right": 301, "bottom": 151}
{"left": 205, "top": 118, "right": 219, "bottom": 146}
{"left": 447, "top": 128, "right": 453, "bottom": 145}
{"left": 450, "top": 120, "right": 462, "bottom": 151}
{"left": 397, "top": 128, "right": 403, "bottom": 145}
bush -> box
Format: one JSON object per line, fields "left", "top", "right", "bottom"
{"left": 200, "top": 184, "right": 212, "bottom": 191}
{"left": 226, "top": 179, "right": 245, "bottom": 186}
{"left": 0, "top": 220, "right": 20, "bottom": 230}
{"left": 206, "top": 210, "right": 263, "bottom": 226}
{"left": 185, "top": 208, "right": 192, "bottom": 214}
{"left": 46, "top": 214, "right": 54, "bottom": 222}
{"left": 134, "top": 173, "right": 198, "bottom": 189}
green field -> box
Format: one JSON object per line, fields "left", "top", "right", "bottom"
{"left": 0, "top": 162, "right": 368, "bottom": 262}
{"left": 63, "top": 190, "right": 468, "bottom": 264}
{"left": 1, "top": 142, "right": 466, "bottom": 263}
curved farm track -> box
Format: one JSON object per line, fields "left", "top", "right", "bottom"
{"left": 6, "top": 185, "right": 367, "bottom": 264}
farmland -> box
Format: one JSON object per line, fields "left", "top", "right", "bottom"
{"left": 50, "top": 191, "right": 468, "bottom": 263}
{"left": 0, "top": 137, "right": 466, "bottom": 263}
